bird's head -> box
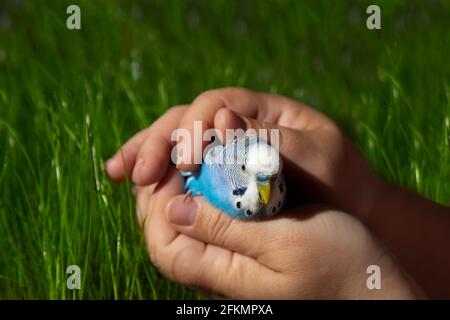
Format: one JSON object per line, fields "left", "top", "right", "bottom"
{"left": 245, "top": 142, "right": 280, "bottom": 205}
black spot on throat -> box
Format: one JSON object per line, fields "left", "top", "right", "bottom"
{"left": 232, "top": 187, "right": 247, "bottom": 196}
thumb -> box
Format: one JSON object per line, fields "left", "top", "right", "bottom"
{"left": 166, "top": 195, "right": 280, "bottom": 258}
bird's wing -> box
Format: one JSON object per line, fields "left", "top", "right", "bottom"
{"left": 204, "top": 136, "right": 258, "bottom": 191}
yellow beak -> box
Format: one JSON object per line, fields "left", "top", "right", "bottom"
{"left": 257, "top": 182, "right": 271, "bottom": 205}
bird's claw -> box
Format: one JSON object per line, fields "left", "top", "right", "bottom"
{"left": 183, "top": 190, "right": 193, "bottom": 203}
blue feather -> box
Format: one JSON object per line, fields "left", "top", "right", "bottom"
{"left": 181, "top": 136, "right": 286, "bottom": 219}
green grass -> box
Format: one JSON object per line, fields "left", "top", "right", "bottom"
{"left": 0, "top": 0, "right": 449, "bottom": 299}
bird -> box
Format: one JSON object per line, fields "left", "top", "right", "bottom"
{"left": 180, "top": 135, "right": 286, "bottom": 219}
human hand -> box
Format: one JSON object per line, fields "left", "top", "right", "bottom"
{"left": 133, "top": 166, "right": 416, "bottom": 299}
{"left": 105, "top": 87, "right": 422, "bottom": 298}
{"left": 106, "top": 87, "right": 380, "bottom": 220}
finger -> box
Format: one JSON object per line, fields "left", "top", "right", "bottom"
{"left": 176, "top": 87, "right": 333, "bottom": 172}
{"left": 165, "top": 195, "right": 291, "bottom": 259}
{"left": 214, "top": 108, "right": 314, "bottom": 166}
{"left": 258, "top": 91, "right": 337, "bottom": 131}
{"left": 106, "top": 105, "right": 187, "bottom": 184}
{"left": 215, "top": 109, "right": 348, "bottom": 207}
{"left": 213, "top": 107, "right": 282, "bottom": 144}
{"left": 144, "top": 166, "right": 186, "bottom": 255}
{"left": 163, "top": 234, "right": 283, "bottom": 299}
{"left": 105, "top": 129, "right": 148, "bottom": 182}
{"left": 130, "top": 106, "right": 187, "bottom": 186}
{"left": 176, "top": 88, "right": 268, "bottom": 172}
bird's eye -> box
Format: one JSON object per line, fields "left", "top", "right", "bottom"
{"left": 241, "top": 165, "right": 246, "bottom": 171}
{"left": 246, "top": 210, "right": 252, "bottom": 216}
{"left": 236, "top": 201, "right": 241, "bottom": 209}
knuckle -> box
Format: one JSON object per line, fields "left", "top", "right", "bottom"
{"left": 194, "top": 87, "right": 248, "bottom": 105}
{"left": 194, "top": 88, "right": 230, "bottom": 105}
{"left": 202, "top": 208, "right": 234, "bottom": 246}
{"left": 170, "top": 244, "right": 203, "bottom": 286}
{"left": 194, "top": 90, "right": 218, "bottom": 105}
{"left": 135, "top": 141, "right": 149, "bottom": 158}
{"left": 137, "top": 134, "right": 168, "bottom": 159}
{"left": 166, "top": 105, "right": 187, "bottom": 116}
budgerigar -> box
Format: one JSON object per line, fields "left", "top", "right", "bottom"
{"left": 181, "top": 135, "right": 286, "bottom": 219}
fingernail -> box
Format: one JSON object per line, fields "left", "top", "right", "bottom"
{"left": 132, "top": 158, "right": 145, "bottom": 180}
{"left": 168, "top": 197, "right": 197, "bottom": 226}
{"left": 230, "top": 110, "right": 247, "bottom": 130}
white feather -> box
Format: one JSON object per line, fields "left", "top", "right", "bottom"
{"left": 246, "top": 143, "right": 280, "bottom": 176}
{"left": 240, "top": 141, "right": 284, "bottom": 216}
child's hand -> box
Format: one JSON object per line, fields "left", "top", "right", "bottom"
{"left": 133, "top": 167, "right": 416, "bottom": 299}
{"left": 106, "top": 87, "right": 450, "bottom": 298}
{"left": 106, "top": 87, "right": 378, "bottom": 220}
{"left": 106, "top": 105, "right": 188, "bottom": 184}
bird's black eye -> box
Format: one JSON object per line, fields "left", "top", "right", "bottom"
{"left": 210, "top": 135, "right": 215, "bottom": 142}
{"left": 246, "top": 210, "right": 252, "bottom": 216}
{"left": 272, "top": 207, "right": 276, "bottom": 213}
{"left": 241, "top": 165, "right": 246, "bottom": 171}
{"left": 236, "top": 202, "right": 241, "bottom": 209}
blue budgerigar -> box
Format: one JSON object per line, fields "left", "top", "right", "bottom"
{"left": 181, "top": 135, "right": 286, "bottom": 219}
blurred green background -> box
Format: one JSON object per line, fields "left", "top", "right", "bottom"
{"left": 0, "top": 0, "right": 449, "bottom": 299}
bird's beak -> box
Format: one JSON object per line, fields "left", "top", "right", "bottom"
{"left": 257, "top": 182, "right": 271, "bottom": 205}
